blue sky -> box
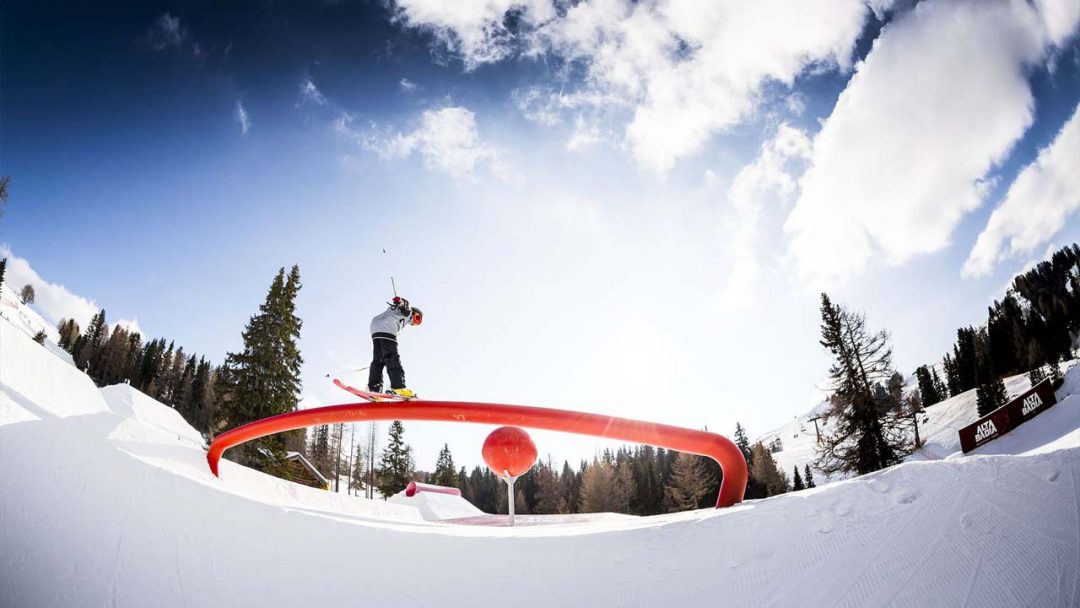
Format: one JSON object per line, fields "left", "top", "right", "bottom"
{"left": 3, "top": 0, "right": 1079, "bottom": 470}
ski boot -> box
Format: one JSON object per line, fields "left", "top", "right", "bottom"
{"left": 389, "top": 388, "right": 417, "bottom": 399}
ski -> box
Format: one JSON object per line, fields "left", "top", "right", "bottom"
{"left": 332, "top": 378, "right": 416, "bottom": 402}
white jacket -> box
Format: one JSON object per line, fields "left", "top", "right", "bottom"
{"left": 370, "top": 306, "right": 410, "bottom": 339}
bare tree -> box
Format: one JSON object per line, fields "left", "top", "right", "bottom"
{"left": 664, "top": 451, "right": 716, "bottom": 511}
{"left": 19, "top": 284, "right": 35, "bottom": 305}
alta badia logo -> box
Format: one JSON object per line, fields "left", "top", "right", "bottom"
{"left": 1021, "top": 393, "right": 1043, "bottom": 416}
{"left": 974, "top": 419, "right": 998, "bottom": 443}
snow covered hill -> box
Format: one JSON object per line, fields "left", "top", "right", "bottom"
{"left": 1, "top": 297, "right": 1078, "bottom": 606}
{"left": 0, "top": 282, "right": 72, "bottom": 365}
{"left": 756, "top": 361, "right": 1078, "bottom": 485}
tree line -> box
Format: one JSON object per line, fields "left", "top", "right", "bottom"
{"left": 50, "top": 266, "right": 307, "bottom": 477}
{"left": 54, "top": 311, "right": 220, "bottom": 436}
{"left": 916, "top": 243, "right": 1077, "bottom": 417}
{"left": 352, "top": 422, "right": 817, "bottom": 515}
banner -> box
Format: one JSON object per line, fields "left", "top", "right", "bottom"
{"left": 958, "top": 379, "right": 1057, "bottom": 454}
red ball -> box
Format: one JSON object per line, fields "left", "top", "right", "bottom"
{"left": 482, "top": 426, "right": 538, "bottom": 478}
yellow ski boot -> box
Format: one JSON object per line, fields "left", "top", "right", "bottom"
{"left": 390, "top": 388, "right": 417, "bottom": 399}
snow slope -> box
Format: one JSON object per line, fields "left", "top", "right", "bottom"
{"left": 2, "top": 304, "right": 1079, "bottom": 606}
{"left": 0, "top": 282, "right": 72, "bottom": 365}
{"left": 757, "top": 361, "right": 1078, "bottom": 482}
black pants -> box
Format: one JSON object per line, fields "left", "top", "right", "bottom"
{"left": 368, "top": 333, "right": 405, "bottom": 392}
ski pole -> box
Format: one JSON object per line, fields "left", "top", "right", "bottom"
{"left": 382, "top": 248, "right": 398, "bottom": 298}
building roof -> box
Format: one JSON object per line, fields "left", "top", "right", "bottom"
{"left": 285, "top": 451, "right": 330, "bottom": 487}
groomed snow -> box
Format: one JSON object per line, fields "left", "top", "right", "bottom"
{"left": 1, "top": 301, "right": 1078, "bottom": 606}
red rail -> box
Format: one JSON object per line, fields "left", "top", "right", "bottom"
{"left": 207, "top": 400, "right": 747, "bottom": 508}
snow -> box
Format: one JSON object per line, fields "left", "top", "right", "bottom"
{"left": 0, "top": 313, "right": 109, "bottom": 424}
{"left": 0, "top": 282, "right": 72, "bottom": 364}
{"left": 389, "top": 489, "right": 486, "bottom": 521}
{"left": 2, "top": 294, "right": 1079, "bottom": 606}
{"left": 101, "top": 384, "right": 207, "bottom": 448}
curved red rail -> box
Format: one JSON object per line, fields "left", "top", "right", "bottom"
{"left": 207, "top": 400, "right": 747, "bottom": 508}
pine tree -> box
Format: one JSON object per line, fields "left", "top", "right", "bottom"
{"left": 310, "top": 425, "right": 331, "bottom": 474}
{"left": 138, "top": 338, "right": 164, "bottom": 390}
{"left": 533, "top": 458, "right": 567, "bottom": 514}
{"left": 804, "top": 464, "right": 816, "bottom": 488}
{"left": 915, "top": 365, "right": 942, "bottom": 407}
{"left": 664, "top": 451, "right": 715, "bottom": 512}
{"left": 975, "top": 348, "right": 1008, "bottom": 417}
{"left": 188, "top": 358, "right": 211, "bottom": 428}
{"left": 815, "top": 294, "right": 912, "bottom": 476}
{"left": 76, "top": 310, "right": 107, "bottom": 372}
{"left": 0, "top": 258, "right": 6, "bottom": 289}
{"left": 160, "top": 346, "right": 186, "bottom": 404}
{"left": 349, "top": 439, "right": 366, "bottom": 495}
{"left": 988, "top": 295, "right": 1024, "bottom": 375}
{"left": 175, "top": 356, "right": 196, "bottom": 416}
{"left": 579, "top": 458, "right": 620, "bottom": 513}
{"left": 376, "top": 420, "right": 413, "bottom": 498}
{"left": 559, "top": 461, "right": 578, "bottom": 514}
{"left": 952, "top": 327, "right": 979, "bottom": 393}
{"left": 1012, "top": 244, "right": 1080, "bottom": 363}
{"left": 942, "top": 354, "right": 960, "bottom": 397}
{"left": 733, "top": 422, "right": 753, "bottom": 464}
{"left": 97, "top": 325, "right": 131, "bottom": 386}
{"left": 123, "top": 332, "right": 142, "bottom": 382}
{"left": 628, "top": 445, "right": 663, "bottom": 515}
{"left": 156, "top": 342, "right": 175, "bottom": 399}
{"left": 18, "top": 284, "right": 34, "bottom": 305}
{"left": 792, "top": 465, "right": 804, "bottom": 491}
{"left": 214, "top": 266, "right": 304, "bottom": 470}
{"left": 457, "top": 466, "right": 471, "bottom": 502}
{"left": 432, "top": 443, "right": 457, "bottom": 488}
{"left": 931, "top": 368, "right": 948, "bottom": 402}
{"left": 612, "top": 451, "right": 636, "bottom": 513}
{"left": 750, "top": 442, "right": 789, "bottom": 496}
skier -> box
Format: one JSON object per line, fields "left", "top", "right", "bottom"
{"left": 368, "top": 296, "right": 423, "bottom": 398}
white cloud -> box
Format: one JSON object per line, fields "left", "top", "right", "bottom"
{"left": 964, "top": 102, "right": 1080, "bottom": 277}
{"left": 785, "top": 93, "right": 807, "bottom": 117}
{"left": 114, "top": 318, "right": 144, "bottom": 337}
{"left": 393, "top": 0, "right": 886, "bottom": 173}
{"left": 0, "top": 246, "right": 98, "bottom": 328}
{"left": 234, "top": 101, "right": 250, "bottom": 135}
{"left": 343, "top": 106, "right": 502, "bottom": 180}
{"left": 298, "top": 79, "right": 328, "bottom": 106}
{"left": 147, "top": 13, "right": 185, "bottom": 51}
{"left": 391, "top": 0, "right": 557, "bottom": 69}
{"left": 565, "top": 116, "right": 604, "bottom": 152}
{"left": 716, "top": 124, "right": 811, "bottom": 312}
{"left": 399, "top": 78, "right": 420, "bottom": 94}
{"left": 785, "top": 0, "right": 1078, "bottom": 286}
{"left": 512, "top": 87, "right": 562, "bottom": 126}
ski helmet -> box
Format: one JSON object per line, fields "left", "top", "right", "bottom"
{"left": 410, "top": 307, "right": 423, "bottom": 326}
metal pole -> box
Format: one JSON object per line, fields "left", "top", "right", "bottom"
{"left": 504, "top": 470, "right": 516, "bottom": 527}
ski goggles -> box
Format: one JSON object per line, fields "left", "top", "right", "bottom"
{"left": 411, "top": 309, "right": 423, "bottom": 326}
